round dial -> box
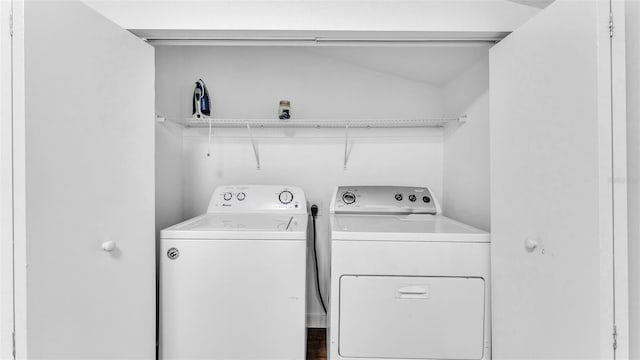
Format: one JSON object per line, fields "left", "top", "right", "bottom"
{"left": 342, "top": 191, "right": 356, "bottom": 204}
{"left": 223, "top": 192, "right": 233, "bottom": 201}
{"left": 394, "top": 193, "right": 403, "bottom": 201}
{"left": 237, "top": 192, "right": 246, "bottom": 201}
{"left": 408, "top": 194, "right": 417, "bottom": 202}
{"left": 278, "top": 190, "right": 294, "bottom": 204}
{"left": 422, "top": 196, "right": 431, "bottom": 203}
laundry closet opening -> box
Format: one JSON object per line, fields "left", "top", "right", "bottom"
{"left": 153, "top": 43, "right": 492, "bottom": 327}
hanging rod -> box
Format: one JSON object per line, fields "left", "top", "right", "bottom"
{"left": 164, "top": 117, "right": 466, "bottom": 129}
{"left": 146, "top": 37, "right": 497, "bottom": 47}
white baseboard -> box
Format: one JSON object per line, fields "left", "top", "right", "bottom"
{"left": 306, "top": 313, "right": 327, "bottom": 328}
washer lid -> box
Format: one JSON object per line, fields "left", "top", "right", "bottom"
{"left": 331, "top": 214, "right": 489, "bottom": 242}
{"left": 161, "top": 213, "right": 308, "bottom": 240}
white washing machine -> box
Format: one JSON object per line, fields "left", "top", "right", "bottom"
{"left": 160, "top": 185, "right": 307, "bottom": 360}
{"left": 328, "top": 186, "right": 491, "bottom": 360}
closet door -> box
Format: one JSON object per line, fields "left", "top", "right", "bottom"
{"left": 12, "top": 1, "right": 155, "bottom": 358}
{"left": 490, "top": 1, "right": 624, "bottom": 359}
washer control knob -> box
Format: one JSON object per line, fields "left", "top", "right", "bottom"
{"left": 223, "top": 192, "right": 233, "bottom": 201}
{"left": 408, "top": 194, "right": 417, "bottom": 202}
{"left": 342, "top": 192, "right": 356, "bottom": 204}
{"left": 278, "top": 190, "right": 294, "bottom": 204}
{"left": 237, "top": 192, "right": 246, "bottom": 201}
{"left": 394, "top": 193, "right": 403, "bottom": 201}
{"left": 422, "top": 196, "right": 431, "bottom": 203}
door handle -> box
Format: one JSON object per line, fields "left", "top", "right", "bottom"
{"left": 102, "top": 240, "right": 116, "bottom": 252}
{"left": 525, "top": 237, "right": 538, "bottom": 252}
{"left": 397, "top": 285, "right": 429, "bottom": 299}
{"left": 398, "top": 286, "right": 427, "bottom": 294}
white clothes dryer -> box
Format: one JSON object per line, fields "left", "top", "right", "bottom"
{"left": 328, "top": 186, "right": 491, "bottom": 360}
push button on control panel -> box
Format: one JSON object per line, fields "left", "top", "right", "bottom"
{"left": 342, "top": 192, "right": 356, "bottom": 204}
{"left": 394, "top": 193, "right": 403, "bottom": 201}
{"left": 408, "top": 194, "right": 417, "bottom": 202}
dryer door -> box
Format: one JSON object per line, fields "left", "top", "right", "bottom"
{"left": 339, "top": 275, "right": 485, "bottom": 359}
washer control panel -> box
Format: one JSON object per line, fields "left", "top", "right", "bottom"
{"left": 207, "top": 185, "right": 306, "bottom": 214}
{"left": 331, "top": 186, "right": 438, "bottom": 214}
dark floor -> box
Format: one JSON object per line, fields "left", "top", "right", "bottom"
{"left": 307, "top": 328, "right": 327, "bottom": 360}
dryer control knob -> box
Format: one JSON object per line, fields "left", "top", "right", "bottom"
{"left": 279, "top": 190, "right": 294, "bottom": 204}
{"left": 408, "top": 194, "right": 417, "bottom": 202}
{"left": 394, "top": 193, "right": 403, "bottom": 201}
{"left": 237, "top": 192, "right": 246, "bottom": 201}
{"left": 223, "top": 192, "right": 233, "bottom": 201}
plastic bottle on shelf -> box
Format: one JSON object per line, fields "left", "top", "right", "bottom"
{"left": 278, "top": 100, "right": 291, "bottom": 120}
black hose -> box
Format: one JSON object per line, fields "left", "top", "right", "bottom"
{"left": 310, "top": 205, "right": 327, "bottom": 313}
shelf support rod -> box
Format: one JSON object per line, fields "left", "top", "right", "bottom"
{"left": 207, "top": 117, "right": 213, "bottom": 157}
{"left": 247, "top": 124, "right": 261, "bottom": 170}
{"left": 343, "top": 124, "right": 349, "bottom": 170}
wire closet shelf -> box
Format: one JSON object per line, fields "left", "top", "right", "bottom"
{"left": 163, "top": 116, "right": 466, "bottom": 128}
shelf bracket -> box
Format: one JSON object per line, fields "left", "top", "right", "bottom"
{"left": 343, "top": 124, "right": 350, "bottom": 170}
{"left": 247, "top": 124, "right": 261, "bottom": 170}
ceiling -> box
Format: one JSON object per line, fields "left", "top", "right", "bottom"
{"left": 85, "top": 0, "right": 543, "bottom": 87}
{"left": 507, "top": 0, "right": 554, "bottom": 9}
{"left": 302, "top": 44, "right": 492, "bottom": 86}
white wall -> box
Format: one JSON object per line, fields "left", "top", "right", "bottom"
{"left": 156, "top": 46, "right": 445, "bottom": 120}
{"left": 156, "top": 122, "right": 183, "bottom": 237}
{"left": 442, "top": 56, "right": 490, "bottom": 231}
{"left": 626, "top": 1, "right": 640, "bottom": 358}
{"left": 155, "top": 45, "right": 447, "bottom": 324}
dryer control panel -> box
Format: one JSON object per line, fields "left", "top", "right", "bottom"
{"left": 207, "top": 185, "right": 306, "bottom": 214}
{"left": 330, "top": 186, "right": 440, "bottom": 215}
